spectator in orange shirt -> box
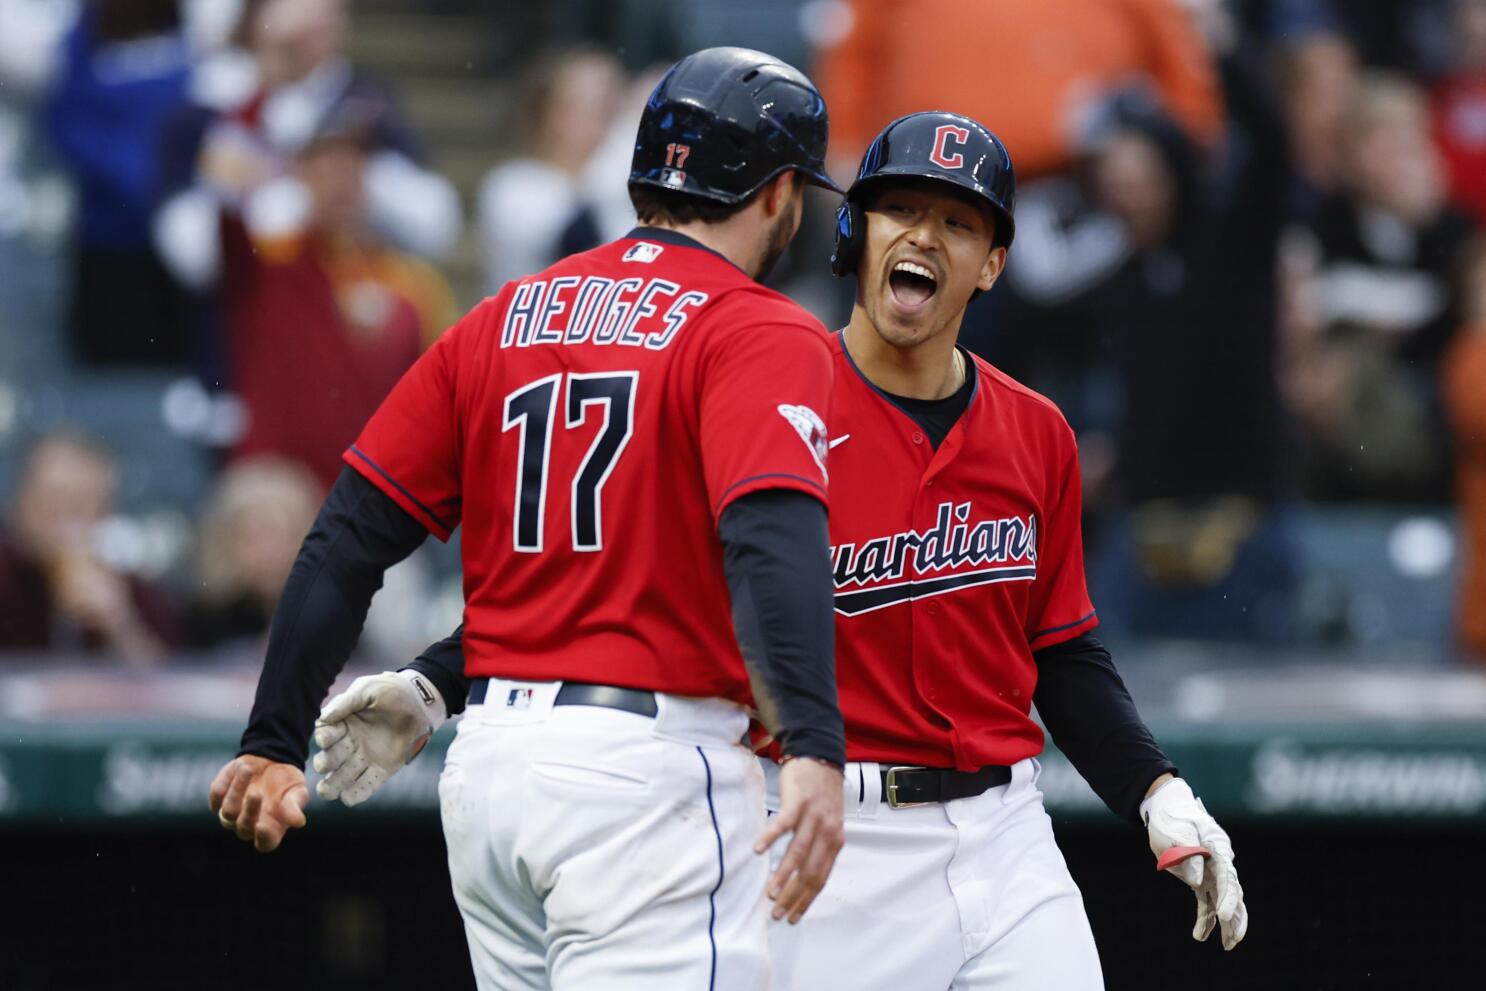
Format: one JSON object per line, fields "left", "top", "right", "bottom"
{"left": 812, "top": 0, "right": 1223, "bottom": 182}
{"left": 1443, "top": 240, "right": 1486, "bottom": 657}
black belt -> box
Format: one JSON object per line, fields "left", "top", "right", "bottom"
{"left": 879, "top": 764, "right": 1012, "bottom": 808}
{"left": 468, "top": 679, "right": 658, "bottom": 717}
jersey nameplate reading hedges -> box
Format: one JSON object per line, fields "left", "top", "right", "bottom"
{"left": 500, "top": 270, "right": 709, "bottom": 351}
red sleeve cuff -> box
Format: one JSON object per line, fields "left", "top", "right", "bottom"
{"left": 344, "top": 446, "right": 455, "bottom": 542}
{"left": 712, "top": 472, "right": 828, "bottom": 521}
{"left": 1029, "top": 610, "right": 1099, "bottom": 650}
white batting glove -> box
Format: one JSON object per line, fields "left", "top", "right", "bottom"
{"left": 1141, "top": 777, "right": 1249, "bottom": 951}
{"left": 312, "top": 670, "right": 447, "bottom": 807}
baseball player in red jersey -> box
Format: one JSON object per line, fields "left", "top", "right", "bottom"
{"left": 207, "top": 48, "right": 853, "bottom": 989}
{"left": 751, "top": 111, "right": 1248, "bottom": 989}
{"left": 312, "top": 111, "right": 1249, "bottom": 988}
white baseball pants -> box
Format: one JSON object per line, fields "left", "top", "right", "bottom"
{"left": 439, "top": 680, "right": 770, "bottom": 990}
{"left": 764, "top": 758, "right": 1104, "bottom": 991}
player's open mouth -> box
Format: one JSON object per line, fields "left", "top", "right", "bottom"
{"left": 888, "top": 260, "right": 938, "bottom": 308}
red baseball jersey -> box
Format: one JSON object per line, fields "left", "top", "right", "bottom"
{"left": 346, "top": 229, "right": 833, "bottom": 705}
{"left": 826, "top": 334, "right": 1097, "bottom": 769}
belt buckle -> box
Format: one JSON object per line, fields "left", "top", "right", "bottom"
{"left": 884, "top": 766, "right": 930, "bottom": 809}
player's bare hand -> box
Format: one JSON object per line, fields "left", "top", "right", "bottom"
{"left": 755, "top": 757, "right": 845, "bottom": 924}
{"left": 207, "top": 755, "right": 309, "bottom": 853}
{"left": 1143, "top": 777, "right": 1248, "bottom": 950}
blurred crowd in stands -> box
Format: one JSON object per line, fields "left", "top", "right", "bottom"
{"left": 0, "top": 0, "right": 1483, "bottom": 666}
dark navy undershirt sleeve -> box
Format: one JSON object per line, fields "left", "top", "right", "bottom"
{"left": 239, "top": 468, "right": 430, "bottom": 766}
{"left": 1033, "top": 633, "right": 1177, "bottom": 825}
{"left": 404, "top": 624, "right": 469, "bottom": 717}
{"left": 719, "top": 489, "right": 845, "bottom": 767}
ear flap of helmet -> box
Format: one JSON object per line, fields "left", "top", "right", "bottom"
{"left": 830, "top": 200, "right": 864, "bottom": 278}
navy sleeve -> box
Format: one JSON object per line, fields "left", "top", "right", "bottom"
{"left": 1033, "top": 633, "right": 1176, "bottom": 825}
{"left": 238, "top": 468, "right": 429, "bottom": 766}
{"left": 404, "top": 624, "right": 469, "bottom": 717}
{"left": 718, "top": 489, "right": 845, "bottom": 768}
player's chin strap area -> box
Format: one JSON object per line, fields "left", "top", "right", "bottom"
{"left": 880, "top": 764, "right": 1012, "bottom": 809}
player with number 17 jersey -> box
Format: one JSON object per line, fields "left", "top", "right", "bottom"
{"left": 346, "top": 228, "right": 834, "bottom": 704}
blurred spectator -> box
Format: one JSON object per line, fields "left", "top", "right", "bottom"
{"left": 185, "top": 453, "right": 446, "bottom": 660}
{"left": 221, "top": 109, "right": 456, "bottom": 488}
{"left": 812, "top": 0, "right": 1224, "bottom": 182}
{"left": 1001, "top": 81, "right": 1296, "bottom": 639}
{"left": 185, "top": 455, "right": 319, "bottom": 649}
{"left": 46, "top": 0, "right": 195, "bottom": 366}
{"left": 1325, "top": 0, "right": 1456, "bottom": 79}
{"left": 0, "top": 1, "right": 79, "bottom": 95}
{"left": 149, "top": 0, "right": 269, "bottom": 388}
{"left": 557, "top": 63, "right": 668, "bottom": 257}
{"left": 0, "top": 432, "right": 180, "bottom": 663}
{"left": 252, "top": 0, "right": 459, "bottom": 261}
{"left": 153, "top": 0, "right": 461, "bottom": 305}
{"left": 0, "top": 0, "right": 79, "bottom": 384}
{"left": 1432, "top": 0, "right": 1486, "bottom": 225}
{"left": 1282, "top": 72, "right": 1476, "bottom": 502}
{"left": 147, "top": 0, "right": 461, "bottom": 459}
{"left": 1087, "top": 95, "right": 1286, "bottom": 508}
{"left": 477, "top": 46, "right": 623, "bottom": 290}
{"left": 1443, "top": 239, "right": 1486, "bottom": 657}
{"left": 1274, "top": 30, "right": 1360, "bottom": 222}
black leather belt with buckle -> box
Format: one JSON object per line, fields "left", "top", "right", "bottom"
{"left": 468, "top": 678, "right": 659, "bottom": 717}
{"left": 880, "top": 765, "right": 1013, "bottom": 808}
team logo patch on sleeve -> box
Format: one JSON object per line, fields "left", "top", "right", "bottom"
{"left": 776, "top": 403, "right": 829, "bottom": 482}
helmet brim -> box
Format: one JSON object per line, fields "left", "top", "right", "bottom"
{"left": 850, "top": 169, "right": 1015, "bottom": 248}
{"left": 801, "top": 167, "right": 846, "bottom": 196}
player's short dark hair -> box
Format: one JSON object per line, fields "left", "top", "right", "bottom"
{"left": 628, "top": 184, "right": 760, "bottom": 226}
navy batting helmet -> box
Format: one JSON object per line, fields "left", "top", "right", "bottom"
{"left": 629, "top": 47, "right": 843, "bottom": 205}
{"left": 830, "top": 111, "right": 1016, "bottom": 278}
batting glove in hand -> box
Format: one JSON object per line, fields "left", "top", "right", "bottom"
{"left": 312, "top": 670, "right": 447, "bottom": 807}
{"left": 1141, "top": 777, "right": 1248, "bottom": 950}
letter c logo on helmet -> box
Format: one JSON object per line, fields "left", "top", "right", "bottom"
{"left": 929, "top": 125, "right": 970, "bottom": 170}
{"left": 830, "top": 111, "right": 1017, "bottom": 278}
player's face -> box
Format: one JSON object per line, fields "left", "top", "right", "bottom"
{"left": 857, "top": 181, "right": 1005, "bottom": 349}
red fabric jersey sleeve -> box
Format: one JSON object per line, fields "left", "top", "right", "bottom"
{"left": 343, "top": 302, "right": 487, "bottom": 540}
{"left": 698, "top": 301, "right": 833, "bottom": 518}
{"left": 1026, "top": 430, "right": 1098, "bottom": 648}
